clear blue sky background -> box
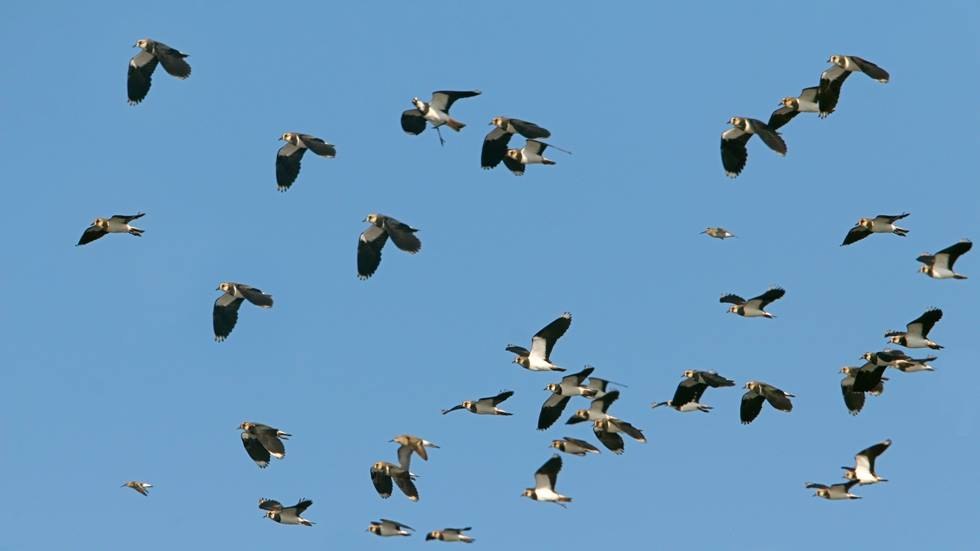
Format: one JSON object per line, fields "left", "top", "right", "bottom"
{"left": 2, "top": 1, "right": 978, "bottom": 549}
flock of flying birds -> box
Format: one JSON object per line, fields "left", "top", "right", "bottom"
{"left": 96, "top": 38, "right": 973, "bottom": 538}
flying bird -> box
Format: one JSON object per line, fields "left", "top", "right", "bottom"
{"left": 390, "top": 434, "right": 439, "bottom": 470}
{"left": 127, "top": 38, "right": 190, "bottom": 105}
{"left": 482, "top": 117, "right": 551, "bottom": 169}
{"left": 720, "top": 117, "right": 786, "bottom": 178}
{"left": 806, "top": 481, "right": 861, "bottom": 500}
{"left": 740, "top": 381, "right": 794, "bottom": 424}
{"left": 521, "top": 455, "right": 572, "bottom": 505}
{"left": 121, "top": 481, "right": 152, "bottom": 496}
{"left": 239, "top": 421, "right": 290, "bottom": 468}
{"left": 370, "top": 461, "right": 419, "bottom": 501}
{"left": 213, "top": 282, "right": 273, "bottom": 342}
{"left": 538, "top": 366, "right": 597, "bottom": 430}
{"left": 357, "top": 213, "right": 421, "bottom": 279}
{"left": 76, "top": 213, "right": 145, "bottom": 246}
{"left": 701, "top": 227, "right": 735, "bottom": 240}
{"left": 368, "top": 518, "right": 414, "bottom": 537}
{"left": 501, "top": 139, "right": 570, "bottom": 176}
{"left": 767, "top": 87, "right": 821, "bottom": 130}
{"left": 884, "top": 308, "right": 943, "bottom": 349}
{"left": 506, "top": 312, "right": 572, "bottom": 372}
{"left": 426, "top": 527, "right": 475, "bottom": 543}
{"left": 843, "top": 362, "right": 888, "bottom": 394}
{"left": 566, "top": 390, "right": 619, "bottom": 425}
{"left": 818, "top": 55, "right": 890, "bottom": 117}
{"left": 720, "top": 287, "right": 785, "bottom": 318}
{"left": 401, "top": 90, "right": 481, "bottom": 145}
{"left": 550, "top": 437, "right": 600, "bottom": 456}
{"left": 592, "top": 418, "right": 646, "bottom": 454}
{"left": 840, "top": 213, "right": 910, "bottom": 246}
{"left": 917, "top": 240, "right": 972, "bottom": 279}
{"left": 275, "top": 132, "right": 336, "bottom": 192}
{"left": 842, "top": 439, "right": 892, "bottom": 485}
{"left": 652, "top": 370, "right": 734, "bottom": 413}
{"left": 442, "top": 390, "right": 514, "bottom": 416}
{"left": 840, "top": 365, "right": 886, "bottom": 415}
{"left": 260, "top": 498, "right": 314, "bottom": 526}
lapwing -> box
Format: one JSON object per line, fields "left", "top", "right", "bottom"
{"left": 127, "top": 38, "right": 190, "bottom": 105}
{"left": 482, "top": 117, "right": 551, "bottom": 169}
{"left": 76, "top": 213, "right": 145, "bottom": 246}
{"left": 506, "top": 312, "right": 572, "bottom": 372}
{"left": 390, "top": 434, "right": 439, "bottom": 470}
{"left": 538, "top": 366, "right": 597, "bottom": 430}
{"left": 818, "top": 55, "right": 890, "bottom": 117}
{"left": 566, "top": 390, "right": 620, "bottom": 425}
{"left": 840, "top": 213, "right": 910, "bottom": 246}
{"left": 863, "top": 349, "right": 912, "bottom": 367}
{"left": 740, "top": 381, "right": 794, "bottom": 424}
{"left": 275, "top": 132, "right": 336, "bottom": 192}
{"left": 368, "top": 518, "right": 414, "bottom": 537}
{"left": 401, "top": 90, "right": 481, "bottom": 145}
{"left": 592, "top": 418, "right": 646, "bottom": 454}
{"left": 370, "top": 461, "right": 419, "bottom": 501}
{"left": 550, "top": 437, "right": 600, "bottom": 456}
{"left": 501, "top": 139, "right": 570, "bottom": 176}
{"left": 121, "top": 481, "right": 152, "bottom": 496}
{"left": 918, "top": 240, "right": 972, "bottom": 279}
{"left": 442, "top": 390, "right": 514, "bottom": 415}
{"left": 239, "top": 421, "right": 290, "bottom": 468}
{"left": 701, "top": 227, "right": 735, "bottom": 240}
{"left": 213, "top": 282, "right": 273, "bottom": 342}
{"left": 426, "top": 527, "right": 475, "bottom": 543}
{"left": 806, "top": 481, "right": 861, "bottom": 500}
{"left": 652, "top": 370, "right": 734, "bottom": 413}
{"left": 891, "top": 355, "right": 937, "bottom": 373}
{"left": 840, "top": 365, "right": 886, "bottom": 415}
{"left": 357, "top": 213, "right": 421, "bottom": 279}
{"left": 842, "top": 439, "right": 891, "bottom": 485}
{"left": 884, "top": 308, "right": 943, "bottom": 349}
{"left": 720, "top": 287, "right": 785, "bottom": 318}
{"left": 259, "top": 498, "right": 315, "bottom": 526}
{"left": 767, "top": 87, "right": 821, "bottom": 130}
{"left": 522, "top": 455, "right": 572, "bottom": 506}
{"left": 720, "top": 117, "right": 786, "bottom": 178}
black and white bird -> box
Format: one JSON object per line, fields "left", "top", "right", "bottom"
{"left": 368, "top": 518, "right": 414, "bottom": 537}
{"left": 841, "top": 213, "right": 910, "bottom": 246}
{"left": 767, "top": 87, "right": 820, "bottom": 130}
{"left": 127, "top": 38, "right": 190, "bottom": 105}
{"left": 426, "top": 527, "right": 475, "bottom": 543}
{"left": 840, "top": 365, "right": 886, "bottom": 415}
{"left": 884, "top": 308, "right": 943, "bottom": 349}
{"left": 538, "top": 366, "right": 598, "bottom": 430}
{"left": 76, "top": 213, "right": 145, "bottom": 246}
{"left": 521, "top": 455, "right": 572, "bottom": 505}
{"left": 592, "top": 418, "right": 646, "bottom": 454}
{"left": 842, "top": 362, "right": 888, "bottom": 394}
{"left": 357, "top": 213, "right": 421, "bottom": 279}
{"left": 275, "top": 132, "right": 336, "bottom": 192}
{"left": 401, "top": 90, "right": 481, "bottom": 145}
{"left": 818, "top": 55, "right": 890, "bottom": 117}
{"left": 370, "top": 461, "right": 419, "bottom": 502}
{"left": 506, "top": 312, "right": 572, "bottom": 372}
{"left": 259, "top": 498, "right": 314, "bottom": 526}
{"left": 918, "top": 240, "right": 972, "bottom": 280}
{"left": 390, "top": 434, "right": 439, "bottom": 470}
{"left": 806, "top": 481, "right": 861, "bottom": 500}
{"left": 740, "top": 381, "right": 794, "bottom": 424}
{"left": 720, "top": 288, "right": 785, "bottom": 318}
{"left": 720, "top": 117, "right": 787, "bottom": 178}
{"left": 121, "top": 481, "right": 152, "bottom": 496}
{"left": 239, "top": 421, "right": 290, "bottom": 468}
{"left": 501, "top": 139, "right": 570, "bottom": 176}
{"left": 701, "top": 227, "right": 735, "bottom": 240}
{"left": 213, "top": 282, "right": 273, "bottom": 342}
{"left": 550, "top": 437, "right": 600, "bottom": 456}
{"left": 482, "top": 117, "right": 551, "bottom": 169}
{"left": 842, "top": 439, "right": 892, "bottom": 485}
{"left": 652, "top": 370, "right": 735, "bottom": 413}
{"left": 566, "top": 390, "right": 620, "bottom": 425}
{"left": 442, "top": 390, "right": 514, "bottom": 416}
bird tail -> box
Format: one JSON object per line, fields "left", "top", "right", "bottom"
{"left": 558, "top": 496, "right": 573, "bottom": 503}
{"left": 445, "top": 118, "right": 465, "bottom": 131}
{"left": 542, "top": 159, "right": 556, "bottom": 165}
{"left": 893, "top": 227, "right": 908, "bottom": 236}
{"left": 954, "top": 274, "right": 968, "bottom": 280}
{"left": 129, "top": 228, "right": 144, "bottom": 236}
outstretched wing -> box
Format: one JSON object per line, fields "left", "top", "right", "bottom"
{"left": 841, "top": 224, "right": 872, "bottom": 246}
{"left": 401, "top": 108, "right": 427, "bottom": 135}
{"left": 430, "top": 90, "right": 481, "bottom": 114}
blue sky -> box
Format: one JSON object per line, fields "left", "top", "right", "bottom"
{"left": 2, "top": 1, "right": 978, "bottom": 549}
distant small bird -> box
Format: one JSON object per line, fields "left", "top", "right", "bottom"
{"left": 522, "top": 455, "right": 572, "bottom": 505}
{"left": 357, "top": 213, "right": 421, "bottom": 279}
{"left": 370, "top": 461, "right": 419, "bottom": 501}
{"left": 260, "top": 498, "right": 315, "bottom": 526}
{"left": 442, "top": 390, "right": 514, "bottom": 416}
{"left": 592, "top": 418, "right": 646, "bottom": 454}
{"left": 767, "top": 87, "right": 820, "bottom": 130}
{"left": 426, "top": 527, "right": 475, "bottom": 543}
{"left": 884, "top": 308, "right": 943, "bottom": 349}
{"left": 538, "top": 366, "right": 597, "bottom": 430}
{"left": 368, "top": 518, "right": 414, "bottom": 537}
{"left": 482, "top": 117, "right": 551, "bottom": 169}
{"left": 506, "top": 312, "right": 572, "bottom": 372}
{"left": 701, "top": 227, "right": 735, "bottom": 240}
{"left": 720, "top": 287, "right": 785, "bottom": 318}
{"left": 401, "top": 90, "right": 481, "bottom": 145}
{"left": 239, "top": 421, "right": 290, "bottom": 468}
{"left": 806, "top": 480, "right": 861, "bottom": 500}
{"left": 652, "top": 370, "right": 734, "bottom": 413}
{"left": 842, "top": 439, "right": 892, "bottom": 485}
{"left": 275, "top": 132, "right": 336, "bottom": 192}
{"left": 76, "top": 213, "right": 145, "bottom": 246}
{"left": 502, "top": 139, "right": 570, "bottom": 176}
{"left": 720, "top": 117, "right": 787, "bottom": 178}
{"left": 818, "top": 55, "right": 890, "bottom": 117}
{"left": 127, "top": 38, "right": 190, "bottom": 105}
{"left": 550, "top": 437, "right": 600, "bottom": 456}
{"left": 566, "top": 390, "right": 620, "bottom": 425}
{"left": 390, "top": 434, "right": 439, "bottom": 470}
{"left": 121, "top": 481, "right": 152, "bottom": 496}
{"left": 740, "top": 381, "right": 794, "bottom": 424}
{"left": 840, "top": 213, "right": 910, "bottom": 246}
{"left": 917, "top": 240, "right": 972, "bottom": 279}
{"left": 213, "top": 282, "right": 273, "bottom": 342}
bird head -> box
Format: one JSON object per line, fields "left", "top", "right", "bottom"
{"left": 918, "top": 265, "right": 929, "bottom": 275}
{"left": 411, "top": 97, "right": 425, "bottom": 110}
{"left": 550, "top": 440, "right": 562, "bottom": 450}
{"left": 368, "top": 524, "right": 381, "bottom": 535}
{"left": 727, "top": 305, "right": 739, "bottom": 314}
{"left": 728, "top": 116, "right": 743, "bottom": 128}
{"left": 364, "top": 213, "right": 379, "bottom": 224}
{"left": 93, "top": 218, "right": 108, "bottom": 229}
{"left": 887, "top": 336, "right": 902, "bottom": 345}
{"left": 490, "top": 116, "right": 505, "bottom": 128}
{"left": 134, "top": 39, "right": 149, "bottom": 49}
{"left": 521, "top": 489, "right": 536, "bottom": 499}
{"left": 544, "top": 383, "right": 560, "bottom": 393}
{"left": 682, "top": 369, "right": 695, "bottom": 378}
{"left": 461, "top": 401, "right": 474, "bottom": 411}
{"left": 829, "top": 55, "right": 844, "bottom": 66}
{"left": 505, "top": 149, "right": 521, "bottom": 161}
{"left": 239, "top": 421, "right": 252, "bottom": 431}
{"left": 780, "top": 97, "right": 798, "bottom": 109}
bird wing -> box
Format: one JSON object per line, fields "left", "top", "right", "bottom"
{"left": 749, "top": 288, "right": 785, "bottom": 309}
{"left": 296, "top": 134, "right": 336, "bottom": 157}
{"left": 254, "top": 425, "right": 286, "bottom": 457}
{"left": 805, "top": 482, "right": 829, "bottom": 490}
{"left": 719, "top": 294, "right": 746, "bottom": 306}
{"left": 505, "top": 345, "right": 530, "bottom": 356}
{"left": 509, "top": 118, "right": 551, "bottom": 139}
{"left": 501, "top": 153, "right": 526, "bottom": 175}
{"left": 857, "top": 439, "right": 891, "bottom": 470}
{"left": 840, "top": 377, "right": 865, "bottom": 415}
{"left": 671, "top": 378, "right": 707, "bottom": 406}
{"left": 276, "top": 142, "right": 306, "bottom": 191}
{"left": 907, "top": 308, "right": 942, "bottom": 338}
{"left": 591, "top": 390, "right": 620, "bottom": 414}
{"left": 430, "top": 90, "right": 481, "bottom": 113}
{"left": 799, "top": 86, "right": 820, "bottom": 103}
{"left": 258, "top": 498, "right": 283, "bottom": 511}
{"left": 699, "top": 371, "right": 735, "bottom": 387}
{"left": 382, "top": 217, "right": 421, "bottom": 253}
{"left": 127, "top": 50, "right": 158, "bottom": 104}
{"left": 391, "top": 470, "right": 419, "bottom": 501}
{"left": 76, "top": 225, "right": 107, "bottom": 246}
{"left": 841, "top": 224, "right": 872, "bottom": 246}
{"left": 876, "top": 212, "right": 909, "bottom": 223}
{"left": 441, "top": 403, "right": 465, "bottom": 415}
{"left": 849, "top": 56, "right": 890, "bottom": 81}
{"left": 766, "top": 105, "right": 799, "bottom": 131}
{"left": 370, "top": 467, "right": 393, "bottom": 498}
{"left": 818, "top": 66, "right": 850, "bottom": 116}
{"left": 534, "top": 455, "right": 562, "bottom": 491}
{"left": 720, "top": 129, "right": 750, "bottom": 177}
{"left": 761, "top": 384, "right": 793, "bottom": 412}
{"left": 400, "top": 108, "right": 427, "bottom": 135}
{"left": 934, "top": 240, "right": 972, "bottom": 270}
{"left": 382, "top": 519, "right": 414, "bottom": 531}
{"left": 585, "top": 378, "right": 609, "bottom": 394}
{"left": 213, "top": 294, "right": 244, "bottom": 341}
{"left": 740, "top": 391, "right": 765, "bottom": 424}
{"left": 564, "top": 437, "right": 599, "bottom": 452}
{"left": 292, "top": 499, "right": 313, "bottom": 515}
{"left": 538, "top": 394, "right": 571, "bottom": 431}
{"left": 563, "top": 366, "right": 594, "bottom": 386}
{"left": 481, "top": 127, "right": 512, "bottom": 169}
{"left": 610, "top": 418, "right": 645, "bottom": 442}
{"left": 152, "top": 41, "right": 191, "bottom": 78}
{"left": 593, "top": 424, "right": 625, "bottom": 454}
{"left": 489, "top": 390, "right": 514, "bottom": 406}
{"left": 748, "top": 120, "right": 786, "bottom": 155}
{"left": 357, "top": 224, "right": 388, "bottom": 279}
{"left": 530, "top": 313, "right": 572, "bottom": 361}
{"left": 524, "top": 139, "right": 547, "bottom": 156}
{"left": 242, "top": 433, "right": 272, "bottom": 467}
{"left": 109, "top": 213, "right": 145, "bottom": 224}
{"left": 238, "top": 285, "right": 273, "bottom": 308}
